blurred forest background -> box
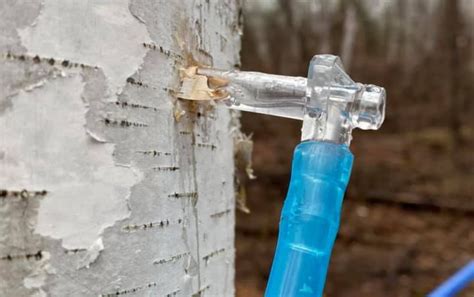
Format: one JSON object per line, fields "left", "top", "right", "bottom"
{"left": 235, "top": 0, "right": 474, "bottom": 296}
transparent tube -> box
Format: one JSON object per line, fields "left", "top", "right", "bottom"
{"left": 197, "top": 55, "right": 385, "bottom": 145}
{"left": 265, "top": 141, "right": 353, "bottom": 297}
{"left": 197, "top": 68, "right": 307, "bottom": 120}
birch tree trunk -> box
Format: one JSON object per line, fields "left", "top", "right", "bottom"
{"left": 0, "top": 1, "right": 241, "bottom": 296}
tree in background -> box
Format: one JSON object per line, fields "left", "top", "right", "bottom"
{"left": 242, "top": 0, "right": 473, "bottom": 134}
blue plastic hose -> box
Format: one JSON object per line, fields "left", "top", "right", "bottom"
{"left": 265, "top": 141, "right": 353, "bottom": 297}
{"left": 428, "top": 261, "right": 474, "bottom": 297}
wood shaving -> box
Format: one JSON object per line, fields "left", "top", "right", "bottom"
{"left": 178, "top": 67, "right": 229, "bottom": 101}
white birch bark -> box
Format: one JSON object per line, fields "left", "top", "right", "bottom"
{"left": 0, "top": 1, "right": 241, "bottom": 296}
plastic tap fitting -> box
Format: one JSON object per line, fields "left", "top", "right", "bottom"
{"left": 179, "top": 54, "right": 386, "bottom": 297}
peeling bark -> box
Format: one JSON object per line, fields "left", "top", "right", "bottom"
{"left": 0, "top": 1, "right": 241, "bottom": 296}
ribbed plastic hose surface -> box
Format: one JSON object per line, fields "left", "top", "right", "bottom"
{"left": 265, "top": 141, "right": 353, "bottom": 297}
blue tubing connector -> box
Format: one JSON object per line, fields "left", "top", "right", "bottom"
{"left": 428, "top": 261, "right": 474, "bottom": 297}
{"left": 265, "top": 141, "right": 354, "bottom": 297}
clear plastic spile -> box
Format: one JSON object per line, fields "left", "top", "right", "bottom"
{"left": 196, "top": 68, "right": 307, "bottom": 120}
{"left": 184, "top": 55, "right": 385, "bottom": 145}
